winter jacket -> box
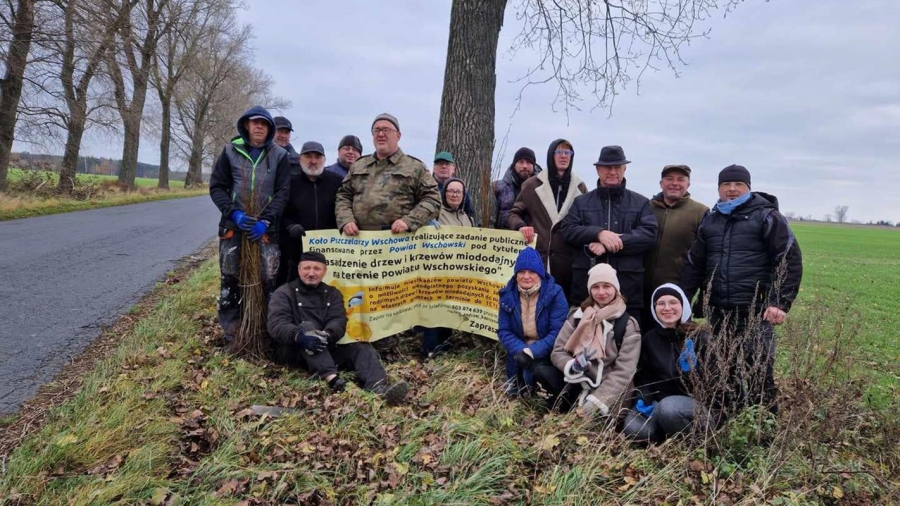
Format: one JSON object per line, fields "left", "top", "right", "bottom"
{"left": 279, "top": 169, "right": 343, "bottom": 263}
{"left": 506, "top": 139, "right": 587, "bottom": 301}
{"left": 437, "top": 177, "right": 475, "bottom": 227}
{"left": 644, "top": 193, "right": 709, "bottom": 297}
{"left": 283, "top": 143, "right": 301, "bottom": 176}
{"left": 633, "top": 326, "right": 711, "bottom": 403}
{"left": 267, "top": 279, "right": 348, "bottom": 345}
{"left": 437, "top": 179, "right": 476, "bottom": 222}
{"left": 325, "top": 161, "right": 350, "bottom": 179}
{"left": 550, "top": 310, "right": 641, "bottom": 410}
{"left": 558, "top": 179, "right": 657, "bottom": 311}
{"left": 209, "top": 106, "right": 291, "bottom": 240}
{"left": 680, "top": 192, "right": 803, "bottom": 312}
{"left": 497, "top": 273, "right": 569, "bottom": 360}
{"left": 335, "top": 148, "right": 441, "bottom": 232}
{"left": 493, "top": 162, "right": 542, "bottom": 229}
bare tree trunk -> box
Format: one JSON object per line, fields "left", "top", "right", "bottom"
{"left": 58, "top": 106, "right": 87, "bottom": 194}
{"left": 435, "top": 0, "right": 507, "bottom": 223}
{"left": 0, "top": 0, "right": 36, "bottom": 192}
{"left": 119, "top": 111, "right": 143, "bottom": 186}
{"left": 158, "top": 94, "right": 171, "bottom": 188}
{"left": 184, "top": 117, "right": 204, "bottom": 187}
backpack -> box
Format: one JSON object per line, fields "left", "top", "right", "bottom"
{"left": 570, "top": 309, "right": 631, "bottom": 350}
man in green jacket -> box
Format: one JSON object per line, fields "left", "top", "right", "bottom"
{"left": 642, "top": 164, "right": 708, "bottom": 331}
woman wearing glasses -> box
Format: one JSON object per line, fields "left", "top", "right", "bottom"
{"left": 437, "top": 178, "right": 475, "bottom": 227}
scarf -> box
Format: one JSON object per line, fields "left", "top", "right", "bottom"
{"left": 715, "top": 192, "right": 752, "bottom": 215}
{"left": 564, "top": 295, "right": 627, "bottom": 359}
{"left": 517, "top": 280, "right": 541, "bottom": 297}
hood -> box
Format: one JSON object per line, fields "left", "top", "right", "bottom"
{"left": 546, "top": 138, "right": 574, "bottom": 180}
{"left": 235, "top": 105, "right": 275, "bottom": 148}
{"left": 650, "top": 283, "right": 692, "bottom": 328}
{"left": 440, "top": 177, "right": 466, "bottom": 209}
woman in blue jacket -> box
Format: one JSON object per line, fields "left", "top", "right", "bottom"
{"left": 498, "top": 247, "right": 569, "bottom": 396}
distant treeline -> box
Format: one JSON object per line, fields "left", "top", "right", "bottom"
{"left": 10, "top": 152, "right": 200, "bottom": 181}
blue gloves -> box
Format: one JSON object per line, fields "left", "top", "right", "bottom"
{"left": 679, "top": 338, "right": 697, "bottom": 373}
{"left": 231, "top": 210, "right": 257, "bottom": 231}
{"left": 248, "top": 220, "right": 268, "bottom": 241}
{"left": 636, "top": 399, "right": 655, "bottom": 417}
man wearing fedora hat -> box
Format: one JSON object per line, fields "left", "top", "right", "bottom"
{"left": 641, "top": 164, "right": 709, "bottom": 330}
{"left": 558, "top": 145, "right": 657, "bottom": 322}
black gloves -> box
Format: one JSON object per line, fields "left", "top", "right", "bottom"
{"left": 288, "top": 224, "right": 306, "bottom": 239}
{"left": 295, "top": 329, "right": 328, "bottom": 355}
{"left": 514, "top": 350, "right": 534, "bottom": 369}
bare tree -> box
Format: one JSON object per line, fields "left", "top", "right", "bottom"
{"left": 834, "top": 205, "right": 849, "bottom": 224}
{"left": 171, "top": 16, "right": 287, "bottom": 188}
{"left": 105, "top": 0, "right": 170, "bottom": 190}
{"left": 0, "top": 0, "right": 36, "bottom": 191}
{"left": 151, "top": 0, "right": 228, "bottom": 189}
{"left": 435, "top": 0, "right": 742, "bottom": 220}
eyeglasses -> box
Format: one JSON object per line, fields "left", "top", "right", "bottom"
{"left": 554, "top": 149, "right": 574, "bottom": 156}
{"left": 372, "top": 127, "right": 397, "bottom": 135}
{"left": 445, "top": 190, "right": 463, "bottom": 195}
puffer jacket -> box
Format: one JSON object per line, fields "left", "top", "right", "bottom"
{"left": 680, "top": 192, "right": 802, "bottom": 312}
{"left": 550, "top": 309, "right": 641, "bottom": 410}
{"left": 558, "top": 179, "right": 657, "bottom": 311}
{"left": 497, "top": 273, "right": 569, "bottom": 360}
{"left": 209, "top": 105, "right": 291, "bottom": 239}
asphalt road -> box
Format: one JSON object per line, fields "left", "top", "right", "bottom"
{"left": 0, "top": 196, "right": 220, "bottom": 416}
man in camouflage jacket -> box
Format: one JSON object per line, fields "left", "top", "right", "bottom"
{"left": 335, "top": 113, "right": 440, "bottom": 234}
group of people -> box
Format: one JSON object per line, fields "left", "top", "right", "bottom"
{"left": 209, "top": 105, "right": 803, "bottom": 438}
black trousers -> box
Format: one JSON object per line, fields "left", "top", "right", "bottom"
{"left": 708, "top": 307, "right": 777, "bottom": 411}
{"left": 531, "top": 361, "right": 583, "bottom": 412}
{"left": 275, "top": 341, "right": 387, "bottom": 391}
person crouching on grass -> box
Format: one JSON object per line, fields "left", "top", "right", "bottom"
{"left": 534, "top": 264, "right": 641, "bottom": 416}
{"left": 267, "top": 251, "right": 408, "bottom": 405}
{"left": 622, "top": 283, "right": 719, "bottom": 443}
{"left": 497, "top": 247, "right": 569, "bottom": 397}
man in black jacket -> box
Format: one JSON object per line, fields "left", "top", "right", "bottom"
{"left": 267, "top": 251, "right": 408, "bottom": 405}
{"left": 558, "top": 145, "right": 657, "bottom": 320}
{"left": 680, "top": 164, "right": 802, "bottom": 411}
{"left": 209, "top": 106, "right": 291, "bottom": 340}
{"left": 276, "top": 141, "right": 343, "bottom": 285}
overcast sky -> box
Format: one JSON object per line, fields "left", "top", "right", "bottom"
{"left": 77, "top": 0, "right": 900, "bottom": 223}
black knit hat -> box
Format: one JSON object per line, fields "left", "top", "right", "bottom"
{"left": 718, "top": 164, "right": 751, "bottom": 189}
{"left": 513, "top": 147, "right": 536, "bottom": 165}
{"left": 338, "top": 135, "right": 363, "bottom": 154}
{"left": 652, "top": 286, "right": 682, "bottom": 306}
{"left": 300, "top": 251, "right": 327, "bottom": 265}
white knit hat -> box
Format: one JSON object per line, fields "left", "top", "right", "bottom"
{"left": 587, "top": 263, "right": 619, "bottom": 292}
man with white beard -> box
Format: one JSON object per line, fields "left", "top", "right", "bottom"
{"left": 278, "top": 141, "right": 344, "bottom": 285}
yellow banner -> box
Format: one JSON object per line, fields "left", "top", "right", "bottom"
{"left": 303, "top": 226, "right": 529, "bottom": 342}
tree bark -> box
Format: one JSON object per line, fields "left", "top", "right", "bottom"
{"left": 0, "top": 0, "right": 36, "bottom": 192}
{"left": 435, "top": 0, "right": 507, "bottom": 224}
{"left": 58, "top": 105, "right": 87, "bottom": 194}
{"left": 158, "top": 93, "right": 171, "bottom": 189}
{"left": 184, "top": 109, "right": 205, "bottom": 188}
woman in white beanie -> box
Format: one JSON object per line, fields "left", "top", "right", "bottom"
{"left": 533, "top": 263, "right": 641, "bottom": 416}
{"left": 622, "top": 283, "right": 718, "bottom": 443}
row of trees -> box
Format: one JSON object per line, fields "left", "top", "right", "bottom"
{"left": 0, "top": 0, "right": 287, "bottom": 193}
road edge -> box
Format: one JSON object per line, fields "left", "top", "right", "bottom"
{"left": 0, "top": 240, "right": 217, "bottom": 459}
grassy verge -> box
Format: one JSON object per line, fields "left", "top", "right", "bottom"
{"left": 1, "top": 255, "right": 897, "bottom": 505}
{"left": 1, "top": 169, "right": 206, "bottom": 221}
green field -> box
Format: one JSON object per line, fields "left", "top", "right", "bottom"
{"left": 789, "top": 222, "right": 900, "bottom": 405}
{"left": 0, "top": 223, "right": 897, "bottom": 504}
{"left": 7, "top": 168, "right": 187, "bottom": 188}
